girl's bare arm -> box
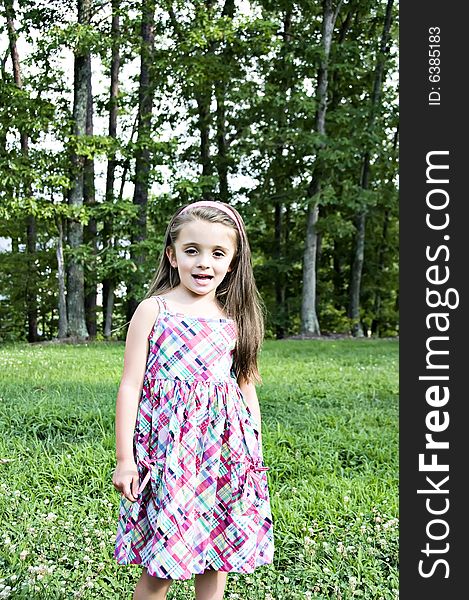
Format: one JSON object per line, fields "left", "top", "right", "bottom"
{"left": 113, "top": 299, "right": 159, "bottom": 500}
{"left": 238, "top": 377, "right": 264, "bottom": 455}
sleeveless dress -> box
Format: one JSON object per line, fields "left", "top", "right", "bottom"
{"left": 114, "top": 295, "right": 274, "bottom": 580}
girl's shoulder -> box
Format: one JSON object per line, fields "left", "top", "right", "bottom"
{"left": 131, "top": 297, "right": 161, "bottom": 335}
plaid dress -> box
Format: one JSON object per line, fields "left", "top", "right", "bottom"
{"left": 114, "top": 295, "right": 274, "bottom": 580}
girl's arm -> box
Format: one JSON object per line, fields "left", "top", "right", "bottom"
{"left": 112, "top": 299, "right": 159, "bottom": 501}
{"left": 238, "top": 377, "right": 264, "bottom": 456}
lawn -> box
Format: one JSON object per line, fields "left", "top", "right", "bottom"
{"left": 0, "top": 338, "right": 398, "bottom": 599}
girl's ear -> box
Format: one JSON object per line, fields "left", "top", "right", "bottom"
{"left": 166, "top": 246, "right": 177, "bottom": 268}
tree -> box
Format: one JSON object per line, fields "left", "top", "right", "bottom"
{"left": 102, "top": 0, "right": 121, "bottom": 338}
{"left": 127, "top": 0, "right": 157, "bottom": 321}
{"left": 3, "top": 0, "right": 38, "bottom": 342}
{"left": 67, "top": 0, "right": 92, "bottom": 339}
{"left": 348, "top": 0, "right": 394, "bottom": 336}
{"left": 301, "top": 0, "right": 343, "bottom": 336}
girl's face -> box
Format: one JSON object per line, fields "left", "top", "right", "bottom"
{"left": 166, "top": 219, "right": 237, "bottom": 297}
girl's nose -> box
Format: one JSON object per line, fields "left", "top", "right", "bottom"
{"left": 196, "top": 254, "right": 210, "bottom": 268}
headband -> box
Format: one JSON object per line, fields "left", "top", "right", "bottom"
{"left": 179, "top": 200, "right": 245, "bottom": 238}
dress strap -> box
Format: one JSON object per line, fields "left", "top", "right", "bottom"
{"left": 150, "top": 295, "right": 167, "bottom": 312}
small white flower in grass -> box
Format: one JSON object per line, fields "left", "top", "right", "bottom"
{"left": 19, "top": 550, "right": 29, "bottom": 560}
{"left": 343, "top": 495, "right": 350, "bottom": 503}
{"left": 13, "top": 490, "right": 20, "bottom": 497}
{"left": 384, "top": 518, "right": 398, "bottom": 529}
{"left": 46, "top": 513, "right": 57, "bottom": 521}
{"left": 283, "top": 576, "right": 289, "bottom": 583}
{"left": 360, "top": 525, "right": 366, "bottom": 533}
{"left": 305, "top": 592, "right": 313, "bottom": 599}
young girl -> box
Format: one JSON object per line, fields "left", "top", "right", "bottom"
{"left": 112, "top": 201, "right": 274, "bottom": 600}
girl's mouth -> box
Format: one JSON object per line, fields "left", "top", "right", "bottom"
{"left": 192, "top": 274, "right": 213, "bottom": 281}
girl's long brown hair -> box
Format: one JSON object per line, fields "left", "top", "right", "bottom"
{"left": 144, "top": 202, "right": 265, "bottom": 384}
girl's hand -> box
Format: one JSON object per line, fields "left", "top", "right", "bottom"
{"left": 112, "top": 459, "right": 140, "bottom": 502}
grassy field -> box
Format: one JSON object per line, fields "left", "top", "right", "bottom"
{"left": 0, "top": 338, "right": 398, "bottom": 600}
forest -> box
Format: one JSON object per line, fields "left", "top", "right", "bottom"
{"left": 0, "top": 0, "right": 399, "bottom": 342}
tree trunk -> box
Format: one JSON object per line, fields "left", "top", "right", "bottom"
{"left": 105, "top": 281, "right": 115, "bottom": 338}
{"left": 274, "top": 200, "right": 285, "bottom": 338}
{"left": 302, "top": 196, "right": 321, "bottom": 335}
{"left": 25, "top": 215, "right": 38, "bottom": 341}
{"left": 84, "top": 55, "right": 97, "bottom": 338}
{"left": 214, "top": 0, "right": 235, "bottom": 202}
{"left": 215, "top": 84, "right": 228, "bottom": 202}
{"left": 348, "top": 210, "right": 366, "bottom": 336}
{"left": 196, "top": 90, "right": 212, "bottom": 194}
{"left": 348, "top": 0, "right": 394, "bottom": 337}
{"left": 127, "top": 0, "right": 156, "bottom": 323}
{"left": 372, "top": 123, "right": 398, "bottom": 336}
{"left": 67, "top": 0, "right": 91, "bottom": 339}
{"left": 103, "top": 0, "right": 120, "bottom": 338}
{"left": 4, "top": 0, "right": 39, "bottom": 342}
{"left": 301, "top": 0, "right": 342, "bottom": 335}
{"left": 371, "top": 208, "right": 389, "bottom": 336}
{"left": 271, "top": 9, "right": 291, "bottom": 339}
{"left": 56, "top": 216, "right": 68, "bottom": 338}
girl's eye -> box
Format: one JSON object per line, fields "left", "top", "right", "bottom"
{"left": 185, "top": 248, "right": 197, "bottom": 254}
{"left": 214, "top": 251, "right": 225, "bottom": 258}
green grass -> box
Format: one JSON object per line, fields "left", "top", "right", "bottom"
{"left": 0, "top": 339, "right": 398, "bottom": 599}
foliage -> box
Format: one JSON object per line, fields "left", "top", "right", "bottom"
{"left": 0, "top": 0, "right": 399, "bottom": 341}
